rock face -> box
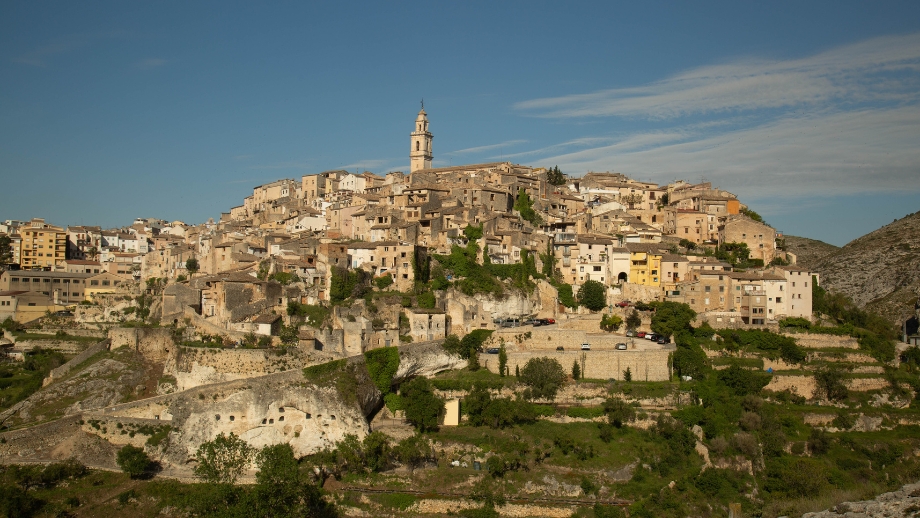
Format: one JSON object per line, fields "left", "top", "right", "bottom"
{"left": 813, "top": 211, "right": 920, "bottom": 326}
{"left": 783, "top": 235, "right": 840, "bottom": 271}
{"left": 162, "top": 370, "right": 372, "bottom": 462}
{"left": 803, "top": 480, "right": 920, "bottom": 518}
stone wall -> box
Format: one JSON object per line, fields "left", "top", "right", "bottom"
{"left": 785, "top": 333, "right": 860, "bottom": 349}
{"left": 108, "top": 327, "right": 175, "bottom": 362}
{"left": 764, "top": 374, "right": 888, "bottom": 399}
{"left": 167, "top": 346, "right": 308, "bottom": 391}
{"left": 28, "top": 328, "right": 106, "bottom": 338}
{"left": 14, "top": 340, "right": 95, "bottom": 355}
{"left": 484, "top": 349, "right": 671, "bottom": 382}
{"left": 43, "top": 339, "right": 110, "bottom": 387}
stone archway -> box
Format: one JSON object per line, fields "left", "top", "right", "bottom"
{"left": 617, "top": 272, "right": 628, "bottom": 283}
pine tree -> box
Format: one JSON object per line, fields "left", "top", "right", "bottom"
{"left": 572, "top": 360, "right": 581, "bottom": 381}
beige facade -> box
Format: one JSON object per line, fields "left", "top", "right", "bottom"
{"left": 409, "top": 107, "right": 433, "bottom": 172}
{"left": 719, "top": 215, "right": 777, "bottom": 263}
{"left": 18, "top": 218, "right": 67, "bottom": 270}
{"left": 0, "top": 270, "right": 91, "bottom": 305}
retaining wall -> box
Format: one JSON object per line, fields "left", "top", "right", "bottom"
{"left": 42, "top": 339, "right": 110, "bottom": 387}
{"left": 484, "top": 348, "right": 671, "bottom": 382}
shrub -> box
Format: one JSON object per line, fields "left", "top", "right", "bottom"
{"left": 520, "top": 357, "right": 566, "bottom": 401}
{"left": 600, "top": 313, "right": 623, "bottom": 332}
{"left": 401, "top": 377, "right": 444, "bottom": 432}
{"left": 807, "top": 428, "right": 831, "bottom": 455}
{"left": 193, "top": 432, "right": 254, "bottom": 485}
{"left": 364, "top": 346, "right": 400, "bottom": 396}
{"left": 576, "top": 280, "right": 606, "bottom": 311}
{"left": 116, "top": 445, "right": 153, "bottom": 479}
{"left": 603, "top": 397, "right": 636, "bottom": 428}
{"left": 814, "top": 365, "right": 848, "bottom": 401}
{"left": 374, "top": 275, "right": 394, "bottom": 290}
{"left": 395, "top": 434, "right": 435, "bottom": 470}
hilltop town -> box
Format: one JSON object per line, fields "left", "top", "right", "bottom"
{"left": 0, "top": 109, "right": 918, "bottom": 518}
{"left": 1, "top": 108, "right": 813, "bottom": 335}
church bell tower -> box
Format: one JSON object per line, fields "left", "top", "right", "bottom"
{"left": 410, "top": 102, "right": 433, "bottom": 173}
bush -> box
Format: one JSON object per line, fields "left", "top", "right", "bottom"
{"left": 374, "top": 275, "right": 394, "bottom": 290}
{"left": 364, "top": 347, "right": 400, "bottom": 396}
{"left": 401, "top": 377, "right": 444, "bottom": 432}
{"left": 650, "top": 302, "right": 696, "bottom": 338}
{"left": 576, "top": 280, "right": 606, "bottom": 311}
{"left": 395, "top": 434, "right": 435, "bottom": 470}
{"left": 519, "top": 357, "right": 566, "bottom": 401}
{"left": 193, "top": 432, "right": 254, "bottom": 485}
{"left": 600, "top": 313, "right": 622, "bottom": 332}
{"left": 602, "top": 397, "right": 636, "bottom": 428}
{"left": 814, "top": 365, "right": 848, "bottom": 401}
{"left": 116, "top": 445, "right": 153, "bottom": 479}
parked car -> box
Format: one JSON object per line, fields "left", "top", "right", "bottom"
{"left": 54, "top": 310, "right": 73, "bottom": 317}
{"left": 523, "top": 318, "right": 538, "bottom": 326}
{"left": 646, "top": 333, "right": 658, "bottom": 341}
{"left": 615, "top": 343, "right": 628, "bottom": 350}
{"left": 556, "top": 346, "right": 564, "bottom": 351}
{"left": 657, "top": 336, "right": 671, "bottom": 344}
{"left": 581, "top": 343, "right": 591, "bottom": 351}
{"left": 636, "top": 331, "right": 646, "bottom": 338}
{"left": 545, "top": 318, "right": 556, "bottom": 325}
{"left": 625, "top": 329, "right": 636, "bottom": 337}
{"left": 616, "top": 300, "right": 630, "bottom": 307}
{"left": 486, "top": 348, "right": 500, "bottom": 354}
{"left": 531, "top": 319, "right": 544, "bottom": 327}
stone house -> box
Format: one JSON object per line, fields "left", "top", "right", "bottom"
{"left": 719, "top": 215, "right": 777, "bottom": 263}
{"left": 407, "top": 309, "right": 447, "bottom": 342}
{"left": 197, "top": 273, "right": 283, "bottom": 329}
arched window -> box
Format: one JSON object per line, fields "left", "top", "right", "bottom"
{"left": 416, "top": 141, "right": 420, "bottom": 151}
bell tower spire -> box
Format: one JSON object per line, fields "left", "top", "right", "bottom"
{"left": 410, "top": 103, "right": 433, "bottom": 172}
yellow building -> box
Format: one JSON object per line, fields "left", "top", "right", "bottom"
{"left": 18, "top": 218, "right": 67, "bottom": 270}
{"left": 84, "top": 272, "right": 132, "bottom": 300}
{"left": 626, "top": 243, "right": 664, "bottom": 287}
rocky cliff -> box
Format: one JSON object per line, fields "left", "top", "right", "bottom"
{"left": 783, "top": 235, "right": 839, "bottom": 271}
{"left": 814, "top": 211, "right": 920, "bottom": 326}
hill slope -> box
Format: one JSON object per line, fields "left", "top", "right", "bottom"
{"left": 783, "top": 235, "right": 839, "bottom": 271}
{"left": 815, "top": 210, "right": 920, "bottom": 325}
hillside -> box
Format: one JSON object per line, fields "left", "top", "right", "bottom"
{"left": 782, "top": 235, "right": 839, "bottom": 271}
{"left": 815, "top": 210, "right": 920, "bottom": 325}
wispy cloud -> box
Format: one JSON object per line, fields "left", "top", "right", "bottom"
{"left": 510, "top": 33, "right": 920, "bottom": 204}
{"left": 13, "top": 30, "right": 129, "bottom": 67}
{"left": 446, "top": 139, "right": 527, "bottom": 156}
{"left": 135, "top": 58, "right": 167, "bottom": 70}
{"left": 341, "top": 159, "right": 390, "bottom": 170}
{"left": 250, "top": 161, "right": 311, "bottom": 170}
{"left": 515, "top": 33, "right": 920, "bottom": 119}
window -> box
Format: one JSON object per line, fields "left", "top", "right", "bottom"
{"left": 776, "top": 297, "right": 782, "bottom": 303}
{"left": 704, "top": 286, "right": 711, "bottom": 292}
{"left": 593, "top": 266, "right": 601, "bottom": 272}
{"left": 90, "top": 280, "right": 99, "bottom": 286}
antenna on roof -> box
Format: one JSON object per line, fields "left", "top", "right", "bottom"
{"left": 421, "top": 99, "right": 424, "bottom": 110}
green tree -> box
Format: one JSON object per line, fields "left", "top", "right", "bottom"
{"left": 678, "top": 238, "right": 697, "bottom": 252}
{"left": 498, "top": 344, "right": 508, "bottom": 377}
{"left": 401, "top": 377, "right": 444, "bottom": 432}
{"left": 546, "top": 165, "right": 566, "bottom": 186}
{"left": 600, "top": 313, "right": 622, "bottom": 332}
{"left": 623, "top": 366, "right": 632, "bottom": 382}
{"left": 571, "top": 360, "right": 581, "bottom": 380}
{"left": 603, "top": 397, "right": 636, "bottom": 428}
{"left": 540, "top": 239, "right": 557, "bottom": 277}
{"left": 0, "top": 235, "right": 13, "bottom": 265}
{"left": 442, "top": 334, "right": 464, "bottom": 357}
{"left": 374, "top": 274, "right": 393, "bottom": 290}
{"left": 513, "top": 188, "right": 543, "bottom": 226}
{"left": 116, "top": 445, "right": 153, "bottom": 479}
{"left": 520, "top": 357, "right": 566, "bottom": 400}
{"left": 626, "top": 309, "right": 641, "bottom": 330}
{"left": 394, "top": 434, "right": 435, "bottom": 471}
{"left": 814, "top": 365, "right": 848, "bottom": 401}
{"left": 739, "top": 207, "right": 765, "bottom": 223}
{"left": 278, "top": 323, "right": 299, "bottom": 346}
{"left": 185, "top": 258, "right": 200, "bottom": 279}
{"left": 193, "top": 432, "right": 255, "bottom": 485}
{"left": 650, "top": 302, "right": 696, "bottom": 338}
{"left": 576, "top": 280, "right": 606, "bottom": 311}
{"left": 463, "top": 224, "right": 483, "bottom": 241}
{"left": 254, "top": 443, "right": 301, "bottom": 513}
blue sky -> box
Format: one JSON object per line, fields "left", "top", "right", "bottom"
{"left": 1, "top": 1, "right": 919, "bottom": 246}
